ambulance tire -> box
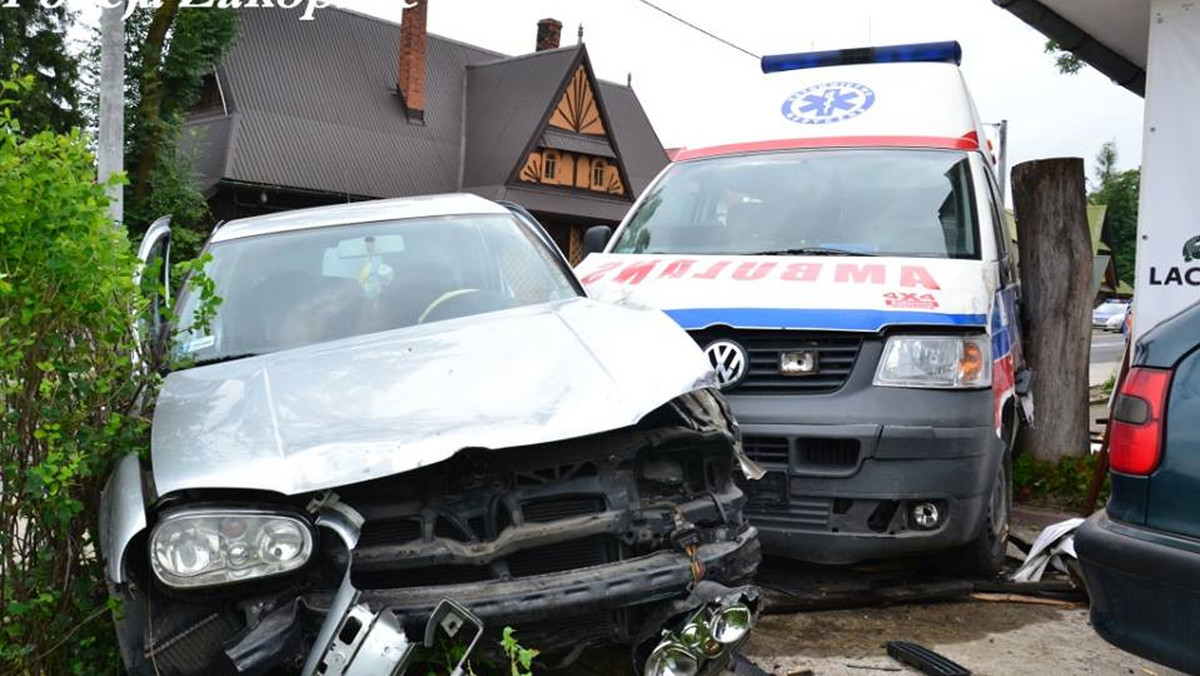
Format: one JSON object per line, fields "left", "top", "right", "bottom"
{"left": 951, "top": 443, "right": 1012, "bottom": 580}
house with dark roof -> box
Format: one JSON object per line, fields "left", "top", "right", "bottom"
{"left": 184, "top": 2, "right": 669, "bottom": 263}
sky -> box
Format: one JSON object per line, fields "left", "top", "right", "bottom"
{"left": 66, "top": 0, "right": 1145, "bottom": 189}
{"left": 335, "top": 0, "right": 1145, "bottom": 188}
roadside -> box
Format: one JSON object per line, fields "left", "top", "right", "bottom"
{"left": 737, "top": 508, "right": 1181, "bottom": 676}
{"left": 742, "top": 600, "right": 1179, "bottom": 676}
{"left": 1089, "top": 329, "right": 1126, "bottom": 387}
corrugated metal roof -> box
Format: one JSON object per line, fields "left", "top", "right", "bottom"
{"left": 540, "top": 128, "right": 616, "bottom": 158}
{"left": 186, "top": 7, "right": 667, "bottom": 212}
{"left": 200, "top": 7, "right": 498, "bottom": 198}
{"left": 597, "top": 81, "right": 669, "bottom": 194}
{"left": 462, "top": 46, "right": 580, "bottom": 189}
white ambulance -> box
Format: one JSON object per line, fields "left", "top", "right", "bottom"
{"left": 577, "top": 42, "right": 1030, "bottom": 575}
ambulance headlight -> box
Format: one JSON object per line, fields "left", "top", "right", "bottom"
{"left": 874, "top": 335, "right": 991, "bottom": 389}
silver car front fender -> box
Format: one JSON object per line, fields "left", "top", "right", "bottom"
{"left": 98, "top": 454, "right": 148, "bottom": 585}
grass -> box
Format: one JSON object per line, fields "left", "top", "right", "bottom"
{"left": 1013, "top": 451, "right": 1110, "bottom": 512}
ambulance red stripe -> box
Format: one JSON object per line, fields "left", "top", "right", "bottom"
{"left": 674, "top": 134, "right": 980, "bottom": 161}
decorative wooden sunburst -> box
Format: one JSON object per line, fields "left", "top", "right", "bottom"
{"left": 549, "top": 66, "right": 606, "bottom": 136}
{"left": 605, "top": 172, "right": 624, "bottom": 195}
{"left": 520, "top": 155, "right": 543, "bottom": 183}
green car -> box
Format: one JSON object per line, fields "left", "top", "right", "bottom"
{"left": 1076, "top": 299, "right": 1200, "bottom": 674}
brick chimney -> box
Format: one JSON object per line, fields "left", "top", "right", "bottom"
{"left": 397, "top": 0, "right": 427, "bottom": 119}
{"left": 536, "top": 18, "right": 562, "bottom": 52}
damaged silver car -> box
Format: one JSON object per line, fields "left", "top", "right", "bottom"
{"left": 99, "top": 195, "right": 762, "bottom": 675}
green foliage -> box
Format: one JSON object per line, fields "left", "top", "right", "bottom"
{"left": 418, "top": 626, "right": 534, "bottom": 676}
{"left": 0, "top": 3, "right": 83, "bottom": 133}
{"left": 1044, "top": 40, "right": 1084, "bottom": 75}
{"left": 1101, "top": 374, "right": 1116, "bottom": 397}
{"left": 500, "top": 627, "right": 539, "bottom": 676}
{"left": 84, "top": 5, "right": 239, "bottom": 259}
{"left": 1013, "top": 452, "right": 1110, "bottom": 510}
{"left": 0, "top": 74, "right": 146, "bottom": 673}
{"left": 1089, "top": 142, "right": 1140, "bottom": 286}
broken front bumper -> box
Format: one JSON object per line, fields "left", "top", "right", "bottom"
{"left": 309, "top": 528, "right": 760, "bottom": 626}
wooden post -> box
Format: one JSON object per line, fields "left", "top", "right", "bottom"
{"left": 1012, "top": 158, "right": 1093, "bottom": 462}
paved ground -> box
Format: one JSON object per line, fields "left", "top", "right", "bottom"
{"left": 735, "top": 506, "right": 1183, "bottom": 676}
{"left": 741, "top": 600, "right": 1181, "bottom": 676}
{"left": 1090, "top": 329, "right": 1126, "bottom": 386}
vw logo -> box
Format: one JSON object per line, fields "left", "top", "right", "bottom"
{"left": 704, "top": 340, "right": 748, "bottom": 389}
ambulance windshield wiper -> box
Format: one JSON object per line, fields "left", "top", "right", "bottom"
{"left": 744, "top": 247, "right": 878, "bottom": 257}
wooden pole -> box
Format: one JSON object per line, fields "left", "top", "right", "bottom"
{"left": 1081, "top": 339, "right": 1132, "bottom": 516}
{"left": 1012, "top": 158, "right": 1093, "bottom": 462}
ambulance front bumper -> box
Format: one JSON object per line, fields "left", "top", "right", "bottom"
{"left": 729, "top": 387, "right": 1004, "bottom": 564}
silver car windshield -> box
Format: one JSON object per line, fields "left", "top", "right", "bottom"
{"left": 612, "top": 149, "right": 980, "bottom": 259}
{"left": 175, "top": 213, "right": 579, "bottom": 365}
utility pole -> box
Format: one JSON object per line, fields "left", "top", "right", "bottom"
{"left": 98, "top": 1, "right": 125, "bottom": 224}
{"left": 996, "top": 119, "right": 1009, "bottom": 205}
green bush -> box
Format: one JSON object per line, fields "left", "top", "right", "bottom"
{"left": 1013, "top": 451, "right": 1110, "bottom": 511}
{"left": 0, "top": 75, "right": 150, "bottom": 673}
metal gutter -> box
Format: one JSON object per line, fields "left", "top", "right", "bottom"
{"left": 993, "top": 0, "right": 1146, "bottom": 97}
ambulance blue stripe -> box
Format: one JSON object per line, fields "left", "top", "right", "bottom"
{"left": 664, "top": 308, "right": 988, "bottom": 332}
{"left": 992, "top": 327, "right": 1012, "bottom": 358}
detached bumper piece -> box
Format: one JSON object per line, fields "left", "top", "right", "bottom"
{"left": 885, "top": 641, "right": 970, "bottom": 676}
{"left": 308, "top": 598, "right": 481, "bottom": 676}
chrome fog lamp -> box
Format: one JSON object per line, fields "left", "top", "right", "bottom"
{"left": 644, "top": 640, "right": 699, "bottom": 676}
{"left": 709, "top": 603, "right": 753, "bottom": 644}
{"left": 911, "top": 501, "right": 942, "bottom": 530}
{"left": 679, "top": 619, "right": 723, "bottom": 658}
{"left": 150, "top": 509, "right": 313, "bottom": 588}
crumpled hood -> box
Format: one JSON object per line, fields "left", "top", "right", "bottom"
{"left": 151, "top": 298, "right": 713, "bottom": 497}
{"left": 577, "top": 254, "right": 996, "bottom": 332}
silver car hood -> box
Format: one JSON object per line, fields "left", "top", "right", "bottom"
{"left": 151, "top": 298, "right": 714, "bottom": 497}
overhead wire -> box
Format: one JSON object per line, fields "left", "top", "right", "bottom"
{"left": 633, "top": 0, "right": 761, "bottom": 61}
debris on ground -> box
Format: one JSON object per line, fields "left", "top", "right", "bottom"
{"left": 885, "top": 641, "right": 971, "bottom": 676}
{"left": 968, "top": 592, "right": 1078, "bottom": 607}
{"left": 1009, "top": 518, "right": 1085, "bottom": 582}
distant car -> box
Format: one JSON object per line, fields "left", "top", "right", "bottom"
{"left": 1076, "top": 299, "right": 1200, "bottom": 675}
{"left": 1093, "top": 301, "right": 1130, "bottom": 331}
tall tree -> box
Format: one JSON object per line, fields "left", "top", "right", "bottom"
{"left": 1093, "top": 140, "right": 1119, "bottom": 189}
{"left": 1088, "top": 141, "right": 1140, "bottom": 286}
{"left": 84, "top": 4, "right": 238, "bottom": 254}
{"left": 0, "top": 3, "right": 82, "bottom": 133}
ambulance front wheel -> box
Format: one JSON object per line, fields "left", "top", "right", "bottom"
{"left": 950, "top": 415, "right": 1015, "bottom": 579}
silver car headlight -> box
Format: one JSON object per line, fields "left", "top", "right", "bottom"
{"left": 150, "top": 509, "right": 314, "bottom": 588}
{"left": 874, "top": 334, "right": 991, "bottom": 389}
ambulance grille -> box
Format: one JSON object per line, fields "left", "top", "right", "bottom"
{"left": 690, "top": 330, "right": 862, "bottom": 394}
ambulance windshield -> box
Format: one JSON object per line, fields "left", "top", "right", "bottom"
{"left": 613, "top": 149, "right": 980, "bottom": 259}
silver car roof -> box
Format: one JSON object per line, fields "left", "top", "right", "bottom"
{"left": 210, "top": 193, "right": 510, "bottom": 243}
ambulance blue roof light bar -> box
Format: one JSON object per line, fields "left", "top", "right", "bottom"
{"left": 761, "top": 41, "right": 962, "bottom": 74}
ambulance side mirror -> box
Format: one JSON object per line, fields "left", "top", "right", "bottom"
{"left": 583, "top": 226, "right": 613, "bottom": 255}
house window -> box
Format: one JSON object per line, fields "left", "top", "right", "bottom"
{"left": 543, "top": 152, "right": 558, "bottom": 180}
{"left": 591, "top": 159, "right": 607, "bottom": 187}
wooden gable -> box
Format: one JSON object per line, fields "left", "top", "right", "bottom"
{"left": 514, "top": 55, "right": 632, "bottom": 199}
{"left": 548, "top": 66, "right": 606, "bottom": 136}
